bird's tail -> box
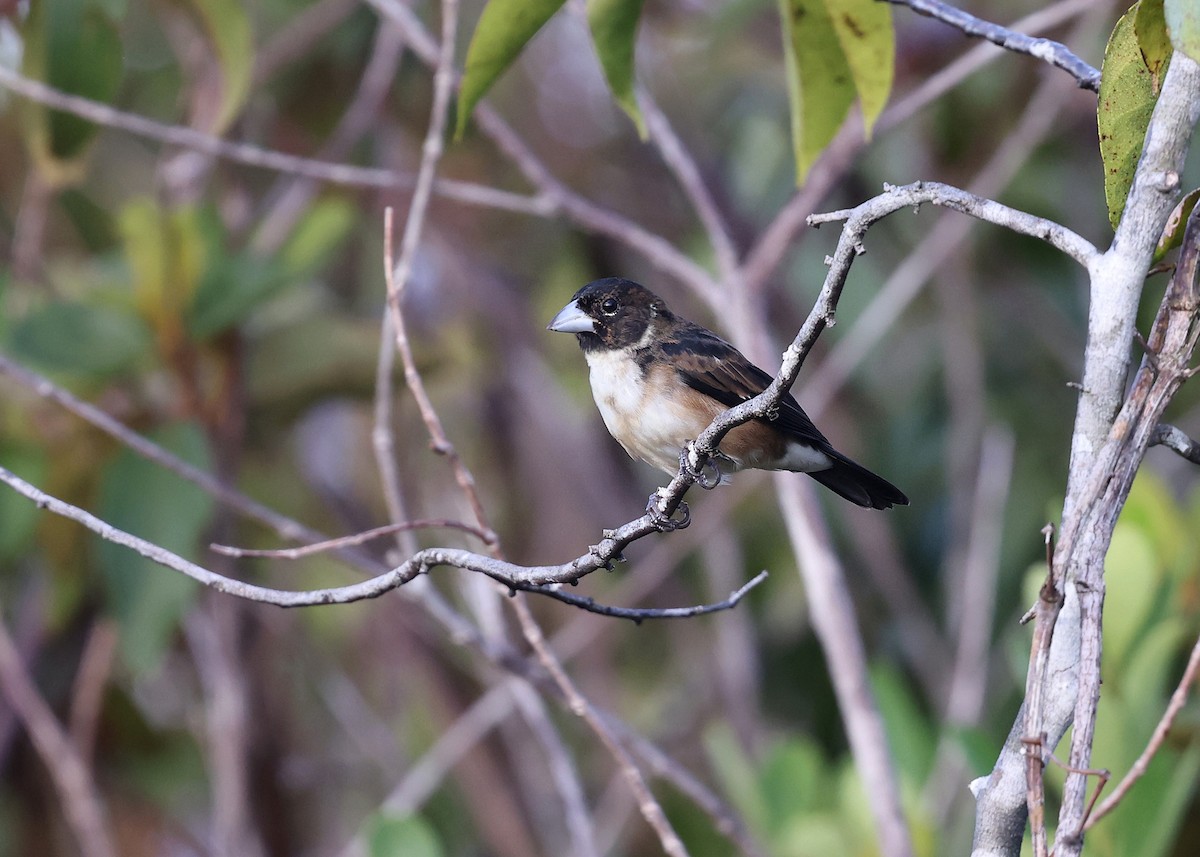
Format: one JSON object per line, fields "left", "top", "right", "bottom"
{"left": 807, "top": 453, "right": 908, "bottom": 510}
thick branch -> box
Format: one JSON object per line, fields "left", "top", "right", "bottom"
{"left": 973, "top": 56, "right": 1200, "bottom": 857}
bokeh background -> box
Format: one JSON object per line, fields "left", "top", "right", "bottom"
{"left": 2, "top": 0, "right": 1200, "bottom": 854}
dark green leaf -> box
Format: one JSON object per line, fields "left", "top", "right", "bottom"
{"left": 1165, "top": 0, "right": 1200, "bottom": 63}
{"left": 25, "top": 0, "right": 124, "bottom": 166}
{"left": 1135, "top": 0, "right": 1171, "bottom": 92}
{"left": 59, "top": 189, "right": 119, "bottom": 253}
{"left": 96, "top": 423, "right": 213, "bottom": 674}
{"left": 587, "top": 0, "right": 646, "bottom": 135}
{"left": 8, "top": 302, "right": 152, "bottom": 377}
{"left": 779, "top": 0, "right": 856, "bottom": 184}
{"left": 456, "top": 0, "right": 568, "bottom": 136}
{"left": 187, "top": 255, "right": 287, "bottom": 340}
{"left": 1099, "top": 7, "right": 1160, "bottom": 229}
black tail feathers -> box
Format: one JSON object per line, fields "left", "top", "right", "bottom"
{"left": 807, "top": 454, "right": 908, "bottom": 510}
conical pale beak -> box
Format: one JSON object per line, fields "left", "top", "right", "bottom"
{"left": 547, "top": 299, "right": 595, "bottom": 334}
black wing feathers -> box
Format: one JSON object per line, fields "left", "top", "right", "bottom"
{"left": 662, "top": 326, "right": 831, "bottom": 449}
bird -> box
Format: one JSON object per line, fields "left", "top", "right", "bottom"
{"left": 547, "top": 278, "right": 908, "bottom": 515}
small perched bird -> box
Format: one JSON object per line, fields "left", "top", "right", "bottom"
{"left": 548, "top": 278, "right": 908, "bottom": 510}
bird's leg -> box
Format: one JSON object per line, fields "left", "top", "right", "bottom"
{"left": 678, "top": 443, "right": 723, "bottom": 490}
{"left": 646, "top": 491, "right": 690, "bottom": 531}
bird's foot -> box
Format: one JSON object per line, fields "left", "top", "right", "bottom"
{"left": 679, "top": 443, "right": 722, "bottom": 490}
{"left": 646, "top": 492, "right": 690, "bottom": 532}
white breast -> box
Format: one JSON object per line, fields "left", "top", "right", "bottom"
{"left": 584, "top": 349, "right": 647, "bottom": 440}
{"left": 584, "top": 348, "right": 720, "bottom": 477}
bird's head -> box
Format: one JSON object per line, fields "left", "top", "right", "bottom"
{"left": 547, "top": 278, "right": 671, "bottom": 352}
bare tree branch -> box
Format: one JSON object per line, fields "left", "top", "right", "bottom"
{"left": 0, "top": 65, "right": 549, "bottom": 216}
{"left": 1151, "top": 422, "right": 1200, "bottom": 464}
{"left": 885, "top": 0, "right": 1101, "bottom": 90}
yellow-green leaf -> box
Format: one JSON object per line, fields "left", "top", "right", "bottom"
{"left": 457, "top": 0, "right": 568, "bottom": 137}
{"left": 184, "top": 0, "right": 254, "bottom": 133}
{"left": 827, "top": 0, "right": 894, "bottom": 135}
{"left": 119, "top": 198, "right": 206, "bottom": 344}
{"left": 1155, "top": 187, "right": 1200, "bottom": 261}
{"left": 1165, "top": 0, "right": 1200, "bottom": 63}
{"left": 587, "top": 0, "right": 646, "bottom": 136}
{"left": 1099, "top": 6, "right": 1160, "bottom": 230}
{"left": 779, "top": 0, "right": 856, "bottom": 184}
{"left": 1135, "top": 0, "right": 1172, "bottom": 92}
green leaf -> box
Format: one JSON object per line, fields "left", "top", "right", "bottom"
{"left": 187, "top": 255, "right": 287, "bottom": 340}
{"left": 278, "top": 196, "right": 357, "bottom": 278}
{"left": 778, "top": 0, "right": 856, "bottom": 184}
{"left": 1136, "top": 0, "right": 1172, "bottom": 92}
{"left": 1124, "top": 742, "right": 1200, "bottom": 857}
{"left": 1154, "top": 186, "right": 1200, "bottom": 261}
{"left": 183, "top": 0, "right": 254, "bottom": 132}
{"left": 59, "top": 189, "right": 120, "bottom": 253}
{"left": 827, "top": 0, "right": 894, "bottom": 135}
{"left": 0, "top": 447, "right": 48, "bottom": 562}
{"left": 21, "top": 0, "right": 123, "bottom": 178}
{"left": 1099, "top": 6, "right": 1161, "bottom": 230}
{"left": 1103, "top": 524, "right": 1160, "bottom": 669}
{"left": 1165, "top": 0, "right": 1200, "bottom": 63}
{"left": 96, "top": 423, "right": 213, "bottom": 674}
{"left": 456, "top": 0, "right": 568, "bottom": 136}
{"left": 587, "top": 0, "right": 646, "bottom": 135}
{"left": 1119, "top": 618, "right": 1187, "bottom": 738}
{"left": 8, "top": 301, "right": 152, "bottom": 377}
{"left": 367, "top": 814, "right": 444, "bottom": 857}
{"left": 761, "top": 738, "right": 828, "bottom": 830}
{"left": 870, "top": 663, "right": 935, "bottom": 783}
{"left": 702, "top": 722, "right": 769, "bottom": 835}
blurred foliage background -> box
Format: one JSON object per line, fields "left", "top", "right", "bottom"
{"left": 2, "top": 0, "right": 1200, "bottom": 854}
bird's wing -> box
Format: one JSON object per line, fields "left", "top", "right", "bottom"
{"left": 660, "top": 326, "right": 831, "bottom": 448}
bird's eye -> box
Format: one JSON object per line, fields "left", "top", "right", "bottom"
{"left": 600, "top": 297, "right": 619, "bottom": 315}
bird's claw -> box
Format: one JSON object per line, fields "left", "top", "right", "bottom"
{"left": 647, "top": 493, "right": 690, "bottom": 531}
{"left": 679, "top": 443, "right": 722, "bottom": 490}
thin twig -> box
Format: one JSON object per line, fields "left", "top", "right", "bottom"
{"left": 0, "top": 66, "right": 548, "bottom": 216}
{"left": 372, "top": 8, "right": 688, "bottom": 842}
{"left": 512, "top": 572, "right": 769, "bottom": 622}
{"left": 210, "top": 519, "right": 495, "bottom": 559}
{"left": 0, "top": 604, "right": 117, "bottom": 857}
{"left": 512, "top": 600, "right": 690, "bottom": 857}
{"left": 885, "top": 0, "right": 1101, "bottom": 91}
{"left": 1084, "top": 631, "right": 1200, "bottom": 830}
{"left": 67, "top": 620, "right": 118, "bottom": 768}
{"left": 807, "top": 181, "right": 1097, "bottom": 267}
{"left": 639, "top": 86, "right": 737, "bottom": 305}
{"left": 1024, "top": 524, "right": 1063, "bottom": 857}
